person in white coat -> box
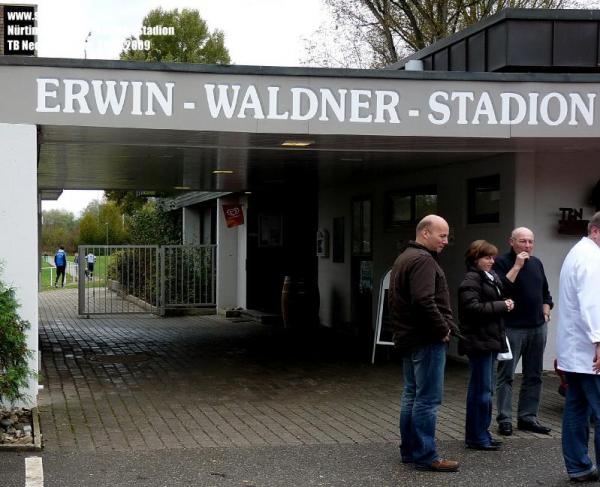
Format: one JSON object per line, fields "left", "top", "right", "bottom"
{"left": 556, "top": 211, "right": 600, "bottom": 483}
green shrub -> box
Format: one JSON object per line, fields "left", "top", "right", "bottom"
{"left": 0, "top": 275, "right": 35, "bottom": 405}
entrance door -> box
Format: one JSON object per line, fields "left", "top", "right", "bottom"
{"left": 351, "top": 197, "right": 373, "bottom": 342}
{"left": 246, "top": 190, "right": 318, "bottom": 316}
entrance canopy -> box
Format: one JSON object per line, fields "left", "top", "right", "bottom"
{"left": 2, "top": 57, "right": 600, "bottom": 191}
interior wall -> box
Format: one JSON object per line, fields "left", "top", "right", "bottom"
{"left": 516, "top": 151, "right": 600, "bottom": 370}
{"left": 318, "top": 154, "right": 516, "bottom": 356}
{"left": 0, "top": 123, "right": 38, "bottom": 407}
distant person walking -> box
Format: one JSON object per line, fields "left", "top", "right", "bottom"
{"left": 556, "top": 211, "right": 600, "bottom": 482}
{"left": 54, "top": 245, "right": 67, "bottom": 287}
{"left": 85, "top": 252, "right": 96, "bottom": 279}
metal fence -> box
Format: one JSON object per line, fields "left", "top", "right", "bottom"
{"left": 160, "top": 245, "right": 217, "bottom": 309}
{"left": 41, "top": 259, "right": 79, "bottom": 287}
{"left": 78, "top": 245, "right": 159, "bottom": 315}
{"left": 77, "top": 244, "right": 216, "bottom": 316}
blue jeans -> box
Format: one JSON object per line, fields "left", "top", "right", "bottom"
{"left": 466, "top": 353, "right": 495, "bottom": 446}
{"left": 562, "top": 373, "right": 600, "bottom": 479}
{"left": 400, "top": 342, "right": 446, "bottom": 466}
{"left": 496, "top": 324, "right": 547, "bottom": 424}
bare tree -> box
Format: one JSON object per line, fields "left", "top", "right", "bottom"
{"left": 303, "top": 0, "right": 595, "bottom": 68}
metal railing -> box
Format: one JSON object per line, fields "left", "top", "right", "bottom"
{"left": 41, "top": 261, "right": 79, "bottom": 287}
{"left": 77, "top": 244, "right": 216, "bottom": 316}
{"left": 160, "top": 245, "right": 217, "bottom": 309}
{"left": 78, "top": 245, "right": 159, "bottom": 316}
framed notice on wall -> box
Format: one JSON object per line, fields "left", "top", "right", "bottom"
{"left": 258, "top": 214, "right": 283, "bottom": 247}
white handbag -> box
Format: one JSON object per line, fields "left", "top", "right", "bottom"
{"left": 497, "top": 337, "right": 513, "bottom": 361}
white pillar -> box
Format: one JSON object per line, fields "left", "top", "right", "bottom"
{"left": 513, "top": 152, "right": 536, "bottom": 228}
{"left": 182, "top": 207, "right": 200, "bottom": 244}
{"left": 236, "top": 195, "right": 247, "bottom": 309}
{"left": 216, "top": 196, "right": 246, "bottom": 312}
{"left": 0, "top": 123, "right": 38, "bottom": 407}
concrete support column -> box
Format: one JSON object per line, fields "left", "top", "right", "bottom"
{"left": 0, "top": 123, "right": 38, "bottom": 407}
{"left": 182, "top": 207, "right": 200, "bottom": 244}
{"left": 236, "top": 195, "right": 247, "bottom": 309}
{"left": 513, "top": 152, "right": 536, "bottom": 228}
{"left": 216, "top": 196, "right": 247, "bottom": 312}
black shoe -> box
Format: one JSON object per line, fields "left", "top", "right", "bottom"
{"left": 517, "top": 420, "right": 551, "bottom": 435}
{"left": 490, "top": 438, "right": 503, "bottom": 447}
{"left": 498, "top": 423, "right": 513, "bottom": 436}
{"left": 466, "top": 443, "right": 500, "bottom": 451}
{"left": 570, "top": 470, "right": 599, "bottom": 482}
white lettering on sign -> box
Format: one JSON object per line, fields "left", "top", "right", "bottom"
{"left": 35, "top": 78, "right": 174, "bottom": 116}
{"left": 36, "top": 78, "right": 60, "bottom": 113}
{"left": 203, "top": 84, "right": 401, "bottom": 123}
{"left": 427, "top": 90, "right": 595, "bottom": 126}
{"left": 33, "top": 77, "right": 598, "bottom": 129}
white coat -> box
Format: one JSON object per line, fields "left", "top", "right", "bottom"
{"left": 556, "top": 237, "right": 600, "bottom": 374}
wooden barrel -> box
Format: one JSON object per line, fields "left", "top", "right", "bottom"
{"left": 281, "top": 276, "right": 320, "bottom": 328}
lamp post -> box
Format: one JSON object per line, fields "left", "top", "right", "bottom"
{"left": 84, "top": 31, "right": 92, "bottom": 59}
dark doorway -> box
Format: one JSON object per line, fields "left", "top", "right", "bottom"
{"left": 246, "top": 187, "right": 318, "bottom": 317}
{"left": 350, "top": 196, "right": 373, "bottom": 342}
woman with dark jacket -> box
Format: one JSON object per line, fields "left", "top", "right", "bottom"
{"left": 458, "top": 240, "right": 514, "bottom": 451}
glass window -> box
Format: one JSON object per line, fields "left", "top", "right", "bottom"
{"left": 468, "top": 175, "right": 500, "bottom": 224}
{"left": 390, "top": 194, "right": 412, "bottom": 223}
{"left": 415, "top": 194, "right": 438, "bottom": 220}
{"left": 385, "top": 187, "right": 437, "bottom": 227}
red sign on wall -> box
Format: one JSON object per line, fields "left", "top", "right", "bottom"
{"left": 222, "top": 204, "right": 244, "bottom": 228}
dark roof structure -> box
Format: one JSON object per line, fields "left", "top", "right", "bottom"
{"left": 389, "top": 8, "right": 600, "bottom": 73}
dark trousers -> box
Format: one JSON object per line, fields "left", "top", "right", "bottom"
{"left": 562, "top": 373, "right": 600, "bottom": 479}
{"left": 55, "top": 265, "right": 66, "bottom": 286}
{"left": 466, "top": 352, "right": 495, "bottom": 446}
{"left": 400, "top": 343, "right": 446, "bottom": 467}
{"left": 496, "top": 324, "right": 547, "bottom": 424}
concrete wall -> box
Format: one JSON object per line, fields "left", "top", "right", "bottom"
{"left": 514, "top": 151, "right": 600, "bottom": 370}
{"left": 0, "top": 123, "right": 38, "bottom": 407}
{"left": 318, "top": 154, "right": 516, "bottom": 356}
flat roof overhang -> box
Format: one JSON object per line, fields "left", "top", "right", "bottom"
{"left": 3, "top": 57, "right": 600, "bottom": 192}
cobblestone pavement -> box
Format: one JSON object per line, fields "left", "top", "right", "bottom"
{"left": 38, "top": 289, "right": 565, "bottom": 453}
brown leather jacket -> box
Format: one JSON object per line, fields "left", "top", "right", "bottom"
{"left": 388, "top": 241, "right": 457, "bottom": 354}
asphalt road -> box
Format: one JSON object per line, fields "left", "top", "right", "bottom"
{"left": 0, "top": 438, "right": 584, "bottom": 487}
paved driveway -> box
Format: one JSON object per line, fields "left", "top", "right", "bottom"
{"left": 38, "top": 289, "right": 564, "bottom": 454}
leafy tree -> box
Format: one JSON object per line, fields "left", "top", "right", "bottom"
{"left": 303, "top": 0, "right": 591, "bottom": 68}
{"left": 120, "top": 7, "right": 231, "bottom": 64}
{"left": 128, "top": 200, "right": 181, "bottom": 245}
{"left": 41, "top": 209, "right": 78, "bottom": 253}
{"left": 114, "top": 8, "right": 230, "bottom": 239}
{"left": 78, "top": 211, "right": 101, "bottom": 245}
{"left": 78, "top": 199, "right": 130, "bottom": 245}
